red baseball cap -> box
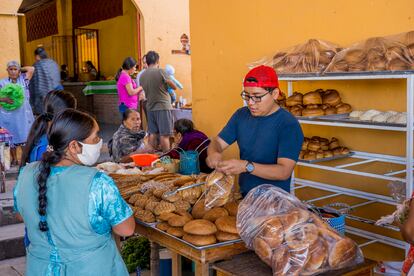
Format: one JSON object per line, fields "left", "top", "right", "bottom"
{"left": 243, "top": 65, "right": 279, "bottom": 88}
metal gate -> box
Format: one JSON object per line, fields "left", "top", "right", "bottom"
{"left": 73, "top": 28, "right": 99, "bottom": 78}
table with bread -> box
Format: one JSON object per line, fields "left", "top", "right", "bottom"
{"left": 106, "top": 163, "right": 370, "bottom": 276}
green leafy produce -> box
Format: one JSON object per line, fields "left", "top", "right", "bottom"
{"left": 121, "top": 236, "right": 150, "bottom": 273}
{"left": 0, "top": 83, "right": 24, "bottom": 111}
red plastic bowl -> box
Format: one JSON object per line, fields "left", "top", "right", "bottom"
{"left": 130, "top": 153, "right": 159, "bottom": 167}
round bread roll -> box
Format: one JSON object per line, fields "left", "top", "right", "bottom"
{"left": 183, "top": 219, "right": 217, "bottom": 235}
{"left": 372, "top": 112, "right": 392, "bottom": 123}
{"left": 307, "top": 141, "right": 320, "bottom": 151}
{"left": 329, "top": 138, "right": 340, "bottom": 150}
{"left": 278, "top": 208, "right": 310, "bottom": 231}
{"left": 285, "top": 223, "right": 318, "bottom": 250}
{"left": 203, "top": 207, "right": 229, "bottom": 222}
{"left": 289, "top": 105, "right": 303, "bottom": 116}
{"left": 271, "top": 245, "right": 290, "bottom": 275}
{"left": 303, "top": 91, "right": 322, "bottom": 105}
{"left": 303, "top": 238, "right": 328, "bottom": 273}
{"left": 158, "top": 212, "right": 177, "bottom": 222}
{"left": 324, "top": 107, "right": 337, "bottom": 115}
{"left": 183, "top": 234, "right": 216, "bottom": 246}
{"left": 253, "top": 237, "right": 272, "bottom": 266}
{"left": 336, "top": 103, "right": 352, "bottom": 114}
{"left": 223, "top": 201, "right": 239, "bottom": 217}
{"left": 286, "top": 92, "right": 303, "bottom": 107}
{"left": 216, "top": 231, "right": 240, "bottom": 242}
{"left": 135, "top": 209, "right": 155, "bottom": 223}
{"left": 174, "top": 200, "right": 191, "bottom": 212}
{"left": 299, "top": 150, "right": 306, "bottom": 160}
{"left": 215, "top": 216, "right": 238, "bottom": 234}
{"left": 303, "top": 151, "right": 316, "bottom": 160}
{"left": 167, "top": 226, "right": 185, "bottom": 237}
{"left": 134, "top": 197, "right": 149, "bottom": 209}
{"left": 302, "top": 106, "right": 324, "bottom": 117}
{"left": 301, "top": 140, "right": 309, "bottom": 151}
{"left": 168, "top": 212, "right": 192, "bottom": 227}
{"left": 323, "top": 150, "right": 333, "bottom": 158}
{"left": 360, "top": 109, "right": 381, "bottom": 121}
{"left": 316, "top": 150, "right": 324, "bottom": 159}
{"left": 349, "top": 110, "right": 364, "bottom": 119}
{"left": 191, "top": 199, "right": 207, "bottom": 219}
{"left": 154, "top": 201, "right": 176, "bottom": 216}
{"left": 145, "top": 201, "right": 159, "bottom": 212}
{"left": 258, "top": 217, "right": 284, "bottom": 248}
{"left": 322, "top": 89, "right": 341, "bottom": 106}
{"left": 306, "top": 104, "right": 319, "bottom": 109}
{"left": 328, "top": 238, "right": 358, "bottom": 267}
{"left": 156, "top": 222, "right": 170, "bottom": 231}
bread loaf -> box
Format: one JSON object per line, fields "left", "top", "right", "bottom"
{"left": 183, "top": 219, "right": 217, "bottom": 235}
{"left": 215, "top": 216, "right": 238, "bottom": 234}
{"left": 183, "top": 234, "right": 217, "bottom": 246}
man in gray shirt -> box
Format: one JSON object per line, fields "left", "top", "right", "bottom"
{"left": 139, "top": 51, "right": 177, "bottom": 151}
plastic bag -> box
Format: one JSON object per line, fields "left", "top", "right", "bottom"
{"left": 0, "top": 83, "right": 24, "bottom": 111}
{"left": 376, "top": 181, "right": 409, "bottom": 226}
{"left": 252, "top": 39, "right": 342, "bottom": 74}
{"left": 204, "top": 170, "right": 235, "bottom": 209}
{"left": 237, "top": 185, "right": 363, "bottom": 276}
{"left": 325, "top": 32, "right": 413, "bottom": 73}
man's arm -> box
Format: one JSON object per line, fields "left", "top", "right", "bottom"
{"left": 217, "top": 157, "right": 296, "bottom": 180}
{"left": 206, "top": 136, "right": 229, "bottom": 169}
{"left": 166, "top": 79, "right": 177, "bottom": 90}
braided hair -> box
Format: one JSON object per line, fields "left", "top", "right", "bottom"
{"left": 21, "top": 90, "right": 77, "bottom": 166}
{"left": 37, "top": 109, "right": 96, "bottom": 232}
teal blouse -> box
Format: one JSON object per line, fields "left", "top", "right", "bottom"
{"left": 14, "top": 166, "right": 132, "bottom": 235}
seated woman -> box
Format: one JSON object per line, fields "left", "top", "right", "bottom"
{"left": 167, "top": 119, "right": 212, "bottom": 173}
{"left": 109, "top": 109, "right": 153, "bottom": 163}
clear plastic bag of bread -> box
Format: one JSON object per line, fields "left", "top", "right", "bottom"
{"left": 204, "top": 170, "right": 235, "bottom": 210}
{"left": 237, "top": 185, "right": 363, "bottom": 275}
{"left": 249, "top": 39, "right": 342, "bottom": 74}
{"left": 325, "top": 32, "right": 414, "bottom": 73}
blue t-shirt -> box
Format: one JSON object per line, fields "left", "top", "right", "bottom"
{"left": 219, "top": 107, "right": 303, "bottom": 195}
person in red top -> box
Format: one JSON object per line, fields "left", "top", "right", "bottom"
{"left": 166, "top": 119, "right": 212, "bottom": 173}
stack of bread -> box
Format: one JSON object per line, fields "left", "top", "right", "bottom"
{"left": 112, "top": 170, "right": 242, "bottom": 246}
{"left": 285, "top": 89, "right": 352, "bottom": 117}
{"left": 272, "top": 39, "right": 342, "bottom": 74}
{"left": 299, "top": 136, "right": 350, "bottom": 161}
{"left": 237, "top": 185, "right": 363, "bottom": 275}
{"left": 349, "top": 109, "right": 407, "bottom": 124}
{"left": 326, "top": 35, "right": 413, "bottom": 72}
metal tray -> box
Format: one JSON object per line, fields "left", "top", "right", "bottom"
{"left": 135, "top": 219, "right": 243, "bottom": 250}
{"left": 296, "top": 113, "right": 350, "bottom": 120}
{"left": 315, "top": 116, "right": 406, "bottom": 127}
{"left": 299, "top": 152, "right": 354, "bottom": 164}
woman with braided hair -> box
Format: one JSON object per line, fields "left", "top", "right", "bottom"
{"left": 14, "top": 109, "right": 134, "bottom": 275}
{"left": 21, "top": 89, "right": 77, "bottom": 165}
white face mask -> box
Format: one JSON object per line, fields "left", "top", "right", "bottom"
{"left": 77, "top": 139, "right": 103, "bottom": 166}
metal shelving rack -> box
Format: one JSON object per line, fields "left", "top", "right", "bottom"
{"left": 279, "top": 72, "right": 414, "bottom": 251}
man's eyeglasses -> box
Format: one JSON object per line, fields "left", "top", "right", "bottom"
{"left": 240, "top": 91, "right": 272, "bottom": 103}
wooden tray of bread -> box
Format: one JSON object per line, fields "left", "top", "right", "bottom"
{"left": 296, "top": 112, "right": 350, "bottom": 120}
{"left": 135, "top": 219, "right": 243, "bottom": 250}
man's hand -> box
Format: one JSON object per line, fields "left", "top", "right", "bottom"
{"left": 0, "top": 97, "right": 13, "bottom": 104}
{"left": 206, "top": 152, "right": 222, "bottom": 169}
{"left": 216, "top": 159, "right": 247, "bottom": 175}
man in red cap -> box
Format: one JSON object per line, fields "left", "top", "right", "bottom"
{"left": 207, "top": 65, "right": 303, "bottom": 195}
